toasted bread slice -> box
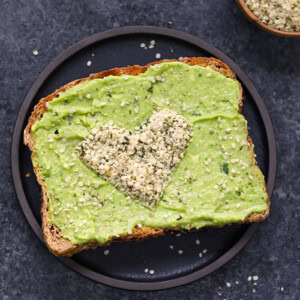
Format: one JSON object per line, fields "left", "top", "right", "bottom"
{"left": 24, "top": 57, "right": 269, "bottom": 256}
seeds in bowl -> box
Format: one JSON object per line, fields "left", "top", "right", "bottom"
{"left": 245, "top": 0, "right": 300, "bottom": 32}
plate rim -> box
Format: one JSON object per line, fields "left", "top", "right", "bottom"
{"left": 11, "top": 25, "right": 277, "bottom": 291}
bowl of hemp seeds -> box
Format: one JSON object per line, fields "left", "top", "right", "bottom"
{"left": 237, "top": 0, "right": 300, "bottom": 37}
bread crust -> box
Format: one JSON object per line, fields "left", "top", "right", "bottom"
{"left": 24, "top": 57, "right": 269, "bottom": 256}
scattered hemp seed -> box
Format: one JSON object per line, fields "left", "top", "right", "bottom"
{"left": 149, "top": 270, "right": 155, "bottom": 275}
{"left": 248, "top": 276, "right": 252, "bottom": 281}
{"left": 155, "top": 53, "right": 161, "bottom": 59}
{"left": 33, "top": 49, "right": 39, "bottom": 56}
{"left": 253, "top": 275, "right": 259, "bottom": 281}
{"left": 226, "top": 282, "right": 231, "bottom": 288}
{"left": 144, "top": 268, "right": 149, "bottom": 273}
{"left": 104, "top": 250, "right": 110, "bottom": 255}
{"left": 169, "top": 245, "right": 174, "bottom": 249}
{"left": 87, "top": 60, "right": 92, "bottom": 67}
{"left": 196, "top": 239, "right": 200, "bottom": 245}
{"left": 178, "top": 250, "right": 183, "bottom": 255}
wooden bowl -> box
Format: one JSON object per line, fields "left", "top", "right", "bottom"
{"left": 237, "top": 0, "right": 300, "bottom": 37}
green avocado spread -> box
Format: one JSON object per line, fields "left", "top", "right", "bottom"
{"left": 31, "top": 62, "right": 268, "bottom": 244}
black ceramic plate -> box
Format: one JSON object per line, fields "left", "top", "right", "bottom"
{"left": 11, "top": 26, "right": 276, "bottom": 290}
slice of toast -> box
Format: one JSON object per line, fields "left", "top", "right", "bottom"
{"left": 24, "top": 57, "right": 270, "bottom": 256}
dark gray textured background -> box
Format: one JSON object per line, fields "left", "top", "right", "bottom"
{"left": 1, "top": 0, "right": 299, "bottom": 299}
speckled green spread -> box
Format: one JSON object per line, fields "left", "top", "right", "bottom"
{"left": 31, "top": 62, "right": 268, "bottom": 244}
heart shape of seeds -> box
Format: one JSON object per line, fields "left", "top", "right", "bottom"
{"left": 79, "top": 110, "right": 192, "bottom": 208}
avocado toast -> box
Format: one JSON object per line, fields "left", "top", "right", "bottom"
{"left": 24, "top": 57, "right": 269, "bottom": 256}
